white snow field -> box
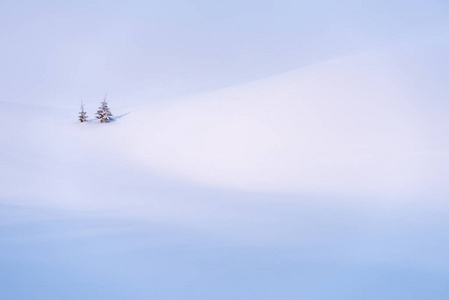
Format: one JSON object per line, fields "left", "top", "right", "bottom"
{"left": 1, "top": 42, "right": 449, "bottom": 299}
{"left": 81, "top": 43, "right": 449, "bottom": 197}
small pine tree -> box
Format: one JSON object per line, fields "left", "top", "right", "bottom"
{"left": 95, "top": 95, "right": 114, "bottom": 123}
{"left": 79, "top": 101, "right": 88, "bottom": 122}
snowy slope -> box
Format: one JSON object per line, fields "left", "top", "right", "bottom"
{"left": 76, "top": 44, "right": 449, "bottom": 197}
{"left": 2, "top": 0, "right": 449, "bottom": 298}
{"left": 1, "top": 41, "right": 449, "bottom": 300}
{"left": 1, "top": 42, "right": 448, "bottom": 216}
{"left": 2, "top": 43, "right": 448, "bottom": 212}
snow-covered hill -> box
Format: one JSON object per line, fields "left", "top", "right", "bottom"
{"left": 2, "top": 41, "right": 449, "bottom": 300}
{"left": 2, "top": 42, "right": 449, "bottom": 213}
{"left": 74, "top": 43, "right": 449, "bottom": 198}
{"left": 1, "top": 41, "right": 448, "bottom": 215}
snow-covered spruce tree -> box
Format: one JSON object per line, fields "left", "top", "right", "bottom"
{"left": 79, "top": 101, "right": 88, "bottom": 122}
{"left": 95, "top": 96, "right": 114, "bottom": 123}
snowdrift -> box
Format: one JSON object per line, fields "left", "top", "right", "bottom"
{"left": 2, "top": 42, "right": 448, "bottom": 213}
{"left": 80, "top": 44, "right": 449, "bottom": 195}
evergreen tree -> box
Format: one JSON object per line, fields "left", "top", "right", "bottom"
{"left": 79, "top": 101, "right": 88, "bottom": 122}
{"left": 95, "top": 95, "right": 114, "bottom": 123}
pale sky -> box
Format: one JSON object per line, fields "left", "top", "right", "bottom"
{"left": 0, "top": 0, "right": 447, "bottom": 107}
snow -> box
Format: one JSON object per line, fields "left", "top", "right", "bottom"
{"left": 1, "top": 32, "right": 449, "bottom": 300}
{"left": 78, "top": 44, "right": 449, "bottom": 196}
